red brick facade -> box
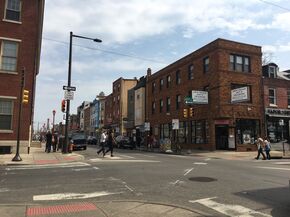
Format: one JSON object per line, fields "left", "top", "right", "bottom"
{"left": 146, "top": 38, "right": 264, "bottom": 151}
{"left": 0, "top": 0, "right": 44, "bottom": 152}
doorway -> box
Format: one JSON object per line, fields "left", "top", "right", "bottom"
{"left": 216, "top": 125, "right": 229, "bottom": 150}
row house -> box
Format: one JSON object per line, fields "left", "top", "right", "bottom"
{"left": 0, "top": 0, "right": 45, "bottom": 153}
{"left": 146, "top": 38, "right": 264, "bottom": 151}
{"left": 262, "top": 63, "right": 290, "bottom": 144}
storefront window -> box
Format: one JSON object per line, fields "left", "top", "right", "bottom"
{"left": 178, "top": 121, "right": 188, "bottom": 143}
{"left": 190, "top": 120, "right": 208, "bottom": 144}
{"left": 160, "top": 123, "right": 171, "bottom": 139}
{"left": 267, "top": 118, "right": 289, "bottom": 143}
{"left": 236, "top": 119, "right": 260, "bottom": 144}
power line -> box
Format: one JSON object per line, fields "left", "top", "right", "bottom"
{"left": 257, "top": 0, "right": 290, "bottom": 12}
{"left": 42, "top": 37, "right": 167, "bottom": 64}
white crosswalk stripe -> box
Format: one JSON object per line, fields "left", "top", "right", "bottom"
{"left": 5, "top": 162, "right": 91, "bottom": 170}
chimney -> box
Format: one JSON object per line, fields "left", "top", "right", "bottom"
{"left": 147, "top": 68, "right": 152, "bottom": 77}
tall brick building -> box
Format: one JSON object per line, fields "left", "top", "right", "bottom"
{"left": 146, "top": 38, "right": 264, "bottom": 151}
{"left": 0, "top": 0, "right": 45, "bottom": 153}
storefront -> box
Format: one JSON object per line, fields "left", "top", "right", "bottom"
{"left": 265, "top": 108, "right": 290, "bottom": 143}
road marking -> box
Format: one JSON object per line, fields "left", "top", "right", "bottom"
{"left": 125, "top": 185, "right": 134, "bottom": 192}
{"left": 184, "top": 168, "right": 194, "bottom": 176}
{"left": 33, "top": 191, "right": 123, "bottom": 201}
{"left": 193, "top": 162, "right": 207, "bottom": 165}
{"left": 256, "top": 166, "right": 290, "bottom": 171}
{"left": 6, "top": 162, "right": 91, "bottom": 170}
{"left": 171, "top": 180, "right": 180, "bottom": 185}
{"left": 134, "top": 154, "right": 155, "bottom": 158}
{"left": 0, "top": 188, "right": 9, "bottom": 192}
{"left": 71, "top": 167, "right": 99, "bottom": 171}
{"left": 204, "top": 158, "right": 212, "bottom": 161}
{"left": 118, "top": 154, "right": 135, "bottom": 159}
{"left": 190, "top": 197, "right": 271, "bottom": 217}
{"left": 273, "top": 162, "right": 290, "bottom": 165}
{"left": 89, "top": 158, "right": 160, "bottom": 163}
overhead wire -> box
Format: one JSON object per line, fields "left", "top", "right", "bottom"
{"left": 257, "top": 0, "right": 290, "bottom": 12}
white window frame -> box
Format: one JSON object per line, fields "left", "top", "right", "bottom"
{"left": 0, "top": 39, "right": 19, "bottom": 73}
{"left": 269, "top": 88, "right": 276, "bottom": 106}
{"left": 268, "top": 66, "right": 277, "bottom": 78}
{"left": 4, "top": 0, "right": 22, "bottom": 23}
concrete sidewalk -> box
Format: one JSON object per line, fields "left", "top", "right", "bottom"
{"left": 0, "top": 144, "right": 84, "bottom": 166}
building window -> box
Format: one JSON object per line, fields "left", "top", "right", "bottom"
{"left": 0, "top": 40, "right": 18, "bottom": 72}
{"left": 5, "top": 0, "right": 21, "bottom": 22}
{"left": 177, "top": 121, "right": 188, "bottom": 144}
{"left": 166, "top": 97, "right": 170, "bottom": 112}
{"left": 190, "top": 120, "right": 208, "bottom": 144}
{"left": 160, "top": 123, "right": 171, "bottom": 139}
{"left": 188, "top": 64, "right": 194, "bottom": 80}
{"left": 203, "top": 57, "right": 209, "bottom": 73}
{"left": 152, "top": 101, "right": 155, "bottom": 114}
{"left": 269, "top": 66, "right": 277, "bottom": 78}
{"left": 159, "top": 99, "right": 163, "bottom": 113}
{"left": 288, "top": 89, "right": 290, "bottom": 107}
{"left": 166, "top": 75, "right": 171, "bottom": 88}
{"left": 175, "top": 70, "right": 181, "bottom": 85}
{"left": 229, "top": 54, "right": 250, "bottom": 72}
{"left": 152, "top": 82, "right": 156, "bottom": 93}
{"left": 269, "top": 88, "right": 276, "bottom": 105}
{"left": 0, "top": 99, "right": 13, "bottom": 130}
{"left": 236, "top": 119, "right": 260, "bottom": 144}
{"left": 176, "top": 95, "right": 181, "bottom": 110}
{"left": 160, "top": 79, "right": 164, "bottom": 90}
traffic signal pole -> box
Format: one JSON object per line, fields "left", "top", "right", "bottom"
{"left": 12, "top": 68, "right": 25, "bottom": 161}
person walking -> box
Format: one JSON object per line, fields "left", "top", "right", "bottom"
{"left": 45, "top": 131, "right": 52, "bottom": 153}
{"left": 104, "top": 130, "right": 115, "bottom": 157}
{"left": 256, "top": 137, "right": 266, "bottom": 160}
{"left": 97, "top": 130, "right": 106, "bottom": 156}
{"left": 52, "top": 133, "right": 58, "bottom": 152}
{"left": 264, "top": 137, "right": 271, "bottom": 160}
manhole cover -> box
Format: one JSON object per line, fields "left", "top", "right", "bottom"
{"left": 188, "top": 177, "right": 217, "bottom": 182}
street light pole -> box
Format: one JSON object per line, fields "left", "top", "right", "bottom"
{"left": 63, "top": 31, "right": 102, "bottom": 154}
{"left": 52, "top": 110, "right": 56, "bottom": 133}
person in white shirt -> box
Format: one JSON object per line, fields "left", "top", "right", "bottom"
{"left": 97, "top": 130, "right": 106, "bottom": 156}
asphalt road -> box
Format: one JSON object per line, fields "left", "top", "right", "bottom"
{"left": 1, "top": 145, "right": 290, "bottom": 216}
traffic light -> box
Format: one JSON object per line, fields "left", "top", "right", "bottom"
{"left": 189, "top": 107, "right": 194, "bottom": 117}
{"left": 22, "top": 89, "right": 29, "bottom": 104}
{"left": 61, "top": 100, "right": 66, "bottom": 112}
{"left": 183, "top": 108, "right": 188, "bottom": 118}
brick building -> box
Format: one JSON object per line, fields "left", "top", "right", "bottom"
{"left": 262, "top": 63, "right": 290, "bottom": 144}
{"left": 0, "top": 0, "right": 45, "bottom": 153}
{"left": 146, "top": 38, "right": 264, "bottom": 151}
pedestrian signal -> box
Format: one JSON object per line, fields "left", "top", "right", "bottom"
{"left": 22, "top": 89, "right": 29, "bottom": 104}
{"left": 183, "top": 108, "right": 188, "bottom": 118}
{"left": 189, "top": 107, "right": 194, "bottom": 117}
{"left": 61, "top": 100, "right": 66, "bottom": 112}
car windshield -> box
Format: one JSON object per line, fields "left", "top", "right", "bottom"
{"left": 72, "top": 134, "right": 86, "bottom": 140}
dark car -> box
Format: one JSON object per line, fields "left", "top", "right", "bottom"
{"left": 87, "top": 136, "right": 97, "bottom": 145}
{"left": 115, "top": 135, "right": 135, "bottom": 149}
{"left": 71, "top": 134, "right": 87, "bottom": 150}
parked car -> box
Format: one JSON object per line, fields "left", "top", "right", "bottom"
{"left": 87, "top": 136, "right": 97, "bottom": 145}
{"left": 115, "top": 135, "right": 135, "bottom": 149}
{"left": 71, "top": 134, "right": 87, "bottom": 150}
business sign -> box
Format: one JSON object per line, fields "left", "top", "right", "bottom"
{"left": 192, "top": 91, "right": 208, "bottom": 104}
{"left": 231, "top": 86, "right": 249, "bottom": 103}
{"left": 63, "top": 86, "right": 76, "bottom": 91}
{"left": 172, "top": 119, "right": 179, "bottom": 130}
{"left": 64, "top": 90, "right": 74, "bottom": 100}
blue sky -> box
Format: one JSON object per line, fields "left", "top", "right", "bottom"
{"left": 34, "top": 0, "right": 290, "bottom": 127}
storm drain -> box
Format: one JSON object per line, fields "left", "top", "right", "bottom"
{"left": 188, "top": 177, "right": 217, "bottom": 182}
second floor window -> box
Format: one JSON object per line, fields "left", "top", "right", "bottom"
{"left": 176, "top": 95, "right": 181, "bottom": 110}
{"left": 160, "top": 99, "right": 163, "bottom": 113}
{"left": 160, "top": 79, "right": 164, "bottom": 90}
{"left": 152, "top": 82, "right": 156, "bottom": 93}
{"left": 1, "top": 40, "right": 18, "bottom": 72}
{"left": 176, "top": 70, "right": 181, "bottom": 84}
{"left": 152, "top": 101, "right": 155, "bottom": 114}
{"left": 166, "top": 97, "right": 171, "bottom": 112}
{"left": 188, "top": 64, "right": 194, "bottom": 80}
{"left": 269, "top": 88, "right": 276, "bottom": 105}
{"left": 230, "top": 54, "right": 250, "bottom": 72}
{"left": 5, "top": 0, "right": 21, "bottom": 22}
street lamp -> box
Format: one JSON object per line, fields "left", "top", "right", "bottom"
{"left": 63, "top": 31, "right": 102, "bottom": 154}
{"left": 52, "top": 110, "right": 56, "bottom": 133}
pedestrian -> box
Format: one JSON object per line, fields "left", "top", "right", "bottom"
{"left": 256, "top": 137, "right": 266, "bottom": 160}
{"left": 45, "top": 130, "right": 52, "bottom": 153}
{"left": 264, "top": 137, "right": 271, "bottom": 160}
{"left": 52, "top": 133, "right": 58, "bottom": 152}
{"left": 97, "top": 130, "right": 106, "bottom": 156}
{"left": 104, "top": 130, "right": 115, "bottom": 157}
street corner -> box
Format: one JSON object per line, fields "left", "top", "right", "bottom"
{"left": 60, "top": 152, "right": 85, "bottom": 162}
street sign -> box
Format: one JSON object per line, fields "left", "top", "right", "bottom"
{"left": 172, "top": 119, "right": 179, "bottom": 130}
{"left": 64, "top": 90, "right": 74, "bottom": 100}
{"left": 184, "top": 96, "right": 194, "bottom": 105}
{"left": 144, "top": 122, "right": 150, "bottom": 131}
{"left": 63, "top": 86, "right": 76, "bottom": 91}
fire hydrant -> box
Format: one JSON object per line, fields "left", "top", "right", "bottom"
{"left": 69, "top": 140, "right": 73, "bottom": 153}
